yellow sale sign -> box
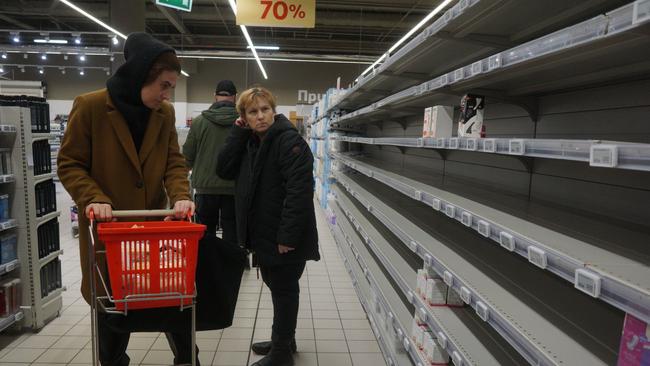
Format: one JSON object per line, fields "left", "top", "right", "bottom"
{"left": 236, "top": 0, "right": 315, "bottom": 28}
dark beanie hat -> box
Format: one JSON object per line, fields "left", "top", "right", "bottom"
{"left": 106, "top": 33, "right": 176, "bottom": 151}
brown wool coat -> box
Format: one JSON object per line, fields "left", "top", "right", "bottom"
{"left": 57, "top": 88, "right": 190, "bottom": 304}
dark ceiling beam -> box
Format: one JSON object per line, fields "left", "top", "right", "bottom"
{"left": 0, "top": 13, "right": 36, "bottom": 30}
{"left": 155, "top": 4, "right": 194, "bottom": 45}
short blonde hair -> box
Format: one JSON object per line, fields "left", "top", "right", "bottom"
{"left": 237, "top": 87, "right": 277, "bottom": 117}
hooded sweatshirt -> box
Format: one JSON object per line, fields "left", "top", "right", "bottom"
{"left": 106, "top": 32, "right": 175, "bottom": 152}
{"left": 183, "top": 101, "right": 238, "bottom": 195}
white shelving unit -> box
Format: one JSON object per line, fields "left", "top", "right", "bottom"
{"left": 319, "top": 1, "right": 650, "bottom": 365}
{"left": 1, "top": 104, "right": 63, "bottom": 330}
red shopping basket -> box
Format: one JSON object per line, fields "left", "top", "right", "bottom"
{"left": 97, "top": 219, "right": 205, "bottom": 310}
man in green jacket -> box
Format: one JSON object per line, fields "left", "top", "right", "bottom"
{"left": 183, "top": 80, "right": 239, "bottom": 243}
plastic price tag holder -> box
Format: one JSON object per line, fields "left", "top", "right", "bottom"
{"left": 431, "top": 198, "right": 441, "bottom": 211}
{"left": 499, "top": 232, "right": 516, "bottom": 251}
{"left": 633, "top": 0, "right": 650, "bottom": 25}
{"left": 461, "top": 212, "right": 472, "bottom": 227}
{"left": 509, "top": 139, "right": 525, "bottom": 155}
{"left": 414, "top": 191, "right": 423, "bottom": 200}
{"left": 437, "top": 331, "right": 448, "bottom": 349}
{"left": 483, "top": 138, "right": 496, "bottom": 152}
{"left": 418, "top": 307, "right": 428, "bottom": 322}
{"left": 466, "top": 138, "right": 477, "bottom": 151}
{"left": 575, "top": 269, "right": 602, "bottom": 298}
{"left": 417, "top": 138, "right": 424, "bottom": 147}
{"left": 453, "top": 68, "right": 465, "bottom": 82}
{"left": 408, "top": 240, "right": 418, "bottom": 253}
{"left": 460, "top": 286, "right": 471, "bottom": 304}
{"left": 424, "top": 253, "right": 434, "bottom": 267}
{"left": 478, "top": 221, "right": 490, "bottom": 237}
{"left": 403, "top": 337, "right": 411, "bottom": 351}
{"left": 488, "top": 54, "right": 502, "bottom": 71}
{"left": 449, "top": 138, "right": 459, "bottom": 149}
{"left": 528, "top": 246, "right": 548, "bottom": 269}
{"left": 471, "top": 60, "right": 483, "bottom": 76}
{"left": 459, "top": 0, "right": 470, "bottom": 11}
{"left": 476, "top": 301, "right": 490, "bottom": 321}
{"left": 436, "top": 138, "right": 446, "bottom": 148}
{"left": 443, "top": 271, "right": 453, "bottom": 287}
{"left": 453, "top": 351, "right": 464, "bottom": 366}
{"left": 589, "top": 145, "right": 618, "bottom": 168}
{"left": 439, "top": 74, "right": 449, "bottom": 87}
{"left": 445, "top": 205, "right": 456, "bottom": 218}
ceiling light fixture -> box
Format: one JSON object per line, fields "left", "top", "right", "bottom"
{"left": 79, "top": 54, "right": 86, "bottom": 61}
{"left": 358, "top": 0, "right": 453, "bottom": 80}
{"left": 20, "top": 67, "right": 25, "bottom": 73}
{"left": 0, "top": 66, "right": 4, "bottom": 73}
{"left": 1, "top": 53, "right": 6, "bottom": 59}
{"left": 105, "top": 68, "right": 110, "bottom": 76}
{"left": 79, "top": 69, "right": 85, "bottom": 76}
{"left": 11, "top": 32, "right": 20, "bottom": 43}
{"left": 112, "top": 36, "right": 119, "bottom": 45}
{"left": 34, "top": 39, "right": 69, "bottom": 44}
{"left": 247, "top": 45, "right": 280, "bottom": 51}
{"left": 38, "top": 68, "right": 44, "bottom": 74}
{"left": 41, "top": 54, "right": 47, "bottom": 60}
{"left": 228, "top": 0, "right": 268, "bottom": 79}
{"left": 59, "top": 0, "right": 189, "bottom": 77}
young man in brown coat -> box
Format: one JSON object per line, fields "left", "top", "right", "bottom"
{"left": 58, "top": 33, "right": 197, "bottom": 366}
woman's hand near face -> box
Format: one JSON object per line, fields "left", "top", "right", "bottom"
{"left": 235, "top": 117, "right": 249, "bottom": 129}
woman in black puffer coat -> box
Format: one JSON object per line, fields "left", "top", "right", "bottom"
{"left": 217, "top": 87, "right": 319, "bottom": 366}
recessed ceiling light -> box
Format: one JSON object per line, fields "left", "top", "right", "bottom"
{"left": 41, "top": 54, "right": 47, "bottom": 60}
{"left": 247, "top": 45, "right": 280, "bottom": 51}
{"left": 39, "top": 68, "right": 44, "bottom": 74}
{"left": 79, "top": 54, "right": 86, "bottom": 61}
{"left": 112, "top": 36, "right": 119, "bottom": 45}
{"left": 79, "top": 69, "right": 85, "bottom": 75}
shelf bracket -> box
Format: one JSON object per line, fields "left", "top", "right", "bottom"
{"left": 514, "top": 155, "right": 534, "bottom": 172}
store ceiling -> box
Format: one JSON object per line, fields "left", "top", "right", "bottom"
{"left": 0, "top": 0, "right": 439, "bottom": 60}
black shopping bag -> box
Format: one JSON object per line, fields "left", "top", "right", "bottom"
{"left": 195, "top": 235, "right": 247, "bottom": 330}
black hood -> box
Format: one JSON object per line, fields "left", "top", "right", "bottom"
{"left": 265, "top": 114, "right": 296, "bottom": 139}
{"left": 106, "top": 32, "right": 175, "bottom": 151}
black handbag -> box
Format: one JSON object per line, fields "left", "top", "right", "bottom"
{"left": 195, "top": 235, "right": 247, "bottom": 330}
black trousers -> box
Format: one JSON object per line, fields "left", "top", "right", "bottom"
{"left": 260, "top": 261, "right": 306, "bottom": 342}
{"left": 97, "top": 312, "right": 199, "bottom": 366}
{"left": 195, "top": 194, "right": 236, "bottom": 244}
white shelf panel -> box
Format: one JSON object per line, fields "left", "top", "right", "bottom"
{"left": 332, "top": 190, "right": 527, "bottom": 366}
{"left": 329, "top": 216, "right": 424, "bottom": 366}
{"left": 0, "top": 259, "right": 19, "bottom": 276}
{"left": 334, "top": 136, "right": 650, "bottom": 172}
{"left": 327, "top": 0, "right": 633, "bottom": 114}
{"left": 39, "top": 250, "right": 63, "bottom": 268}
{"left": 31, "top": 133, "right": 55, "bottom": 141}
{"left": 333, "top": 153, "right": 650, "bottom": 323}
{"left": 33, "top": 172, "right": 56, "bottom": 185}
{"left": 331, "top": 1, "right": 650, "bottom": 125}
{"left": 36, "top": 211, "right": 61, "bottom": 226}
{"left": 0, "top": 311, "right": 23, "bottom": 333}
{"left": 332, "top": 171, "right": 620, "bottom": 365}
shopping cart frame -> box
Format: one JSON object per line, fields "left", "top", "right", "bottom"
{"left": 87, "top": 209, "right": 197, "bottom": 366}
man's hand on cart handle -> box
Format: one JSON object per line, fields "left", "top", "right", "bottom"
{"left": 278, "top": 244, "right": 295, "bottom": 254}
{"left": 169, "top": 200, "right": 195, "bottom": 220}
{"left": 86, "top": 203, "right": 113, "bottom": 221}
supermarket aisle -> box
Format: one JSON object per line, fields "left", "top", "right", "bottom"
{"left": 0, "top": 183, "right": 386, "bottom": 366}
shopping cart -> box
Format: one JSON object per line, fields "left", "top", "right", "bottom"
{"left": 87, "top": 209, "right": 205, "bottom": 366}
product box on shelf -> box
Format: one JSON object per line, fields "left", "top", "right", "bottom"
{"left": 0, "top": 150, "right": 12, "bottom": 176}
{"left": 0, "top": 234, "right": 17, "bottom": 265}
{"left": 457, "top": 94, "right": 485, "bottom": 138}
{"left": 423, "top": 106, "right": 453, "bottom": 138}
{"left": 426, "top": 278, "right": 448, "bottom": 306}
{"left": 446, "top": 287, "right": 464, "bottom": 307}
{"left": 0, "top": 194, "right": 8, "bottom": 221}
{"left": 0, "top": 278, "right": 21, "bottom": 317}
{"left": 424, "top": 333, "right": 450, "bottom": 365}
{"left": 617, "top": 314, "right": 650, "bottom": 366}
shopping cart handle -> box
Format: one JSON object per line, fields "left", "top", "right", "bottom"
{"left": 112, "top": 209, "right": 177, "bottom": 218}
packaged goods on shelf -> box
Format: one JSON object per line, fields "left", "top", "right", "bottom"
{"left": 617, "top": 314, "right": 650, "bottom": 366}
{"left": 34, "top": 179, "right": 56, "bottom": 217}
{"left": 0, "top": 194, "right": 8, "bottom": 221}
{"left": 39, "top": 258, "right": 61, "bottom": 298}
{"left": 0, "top": 234, "right": 17, "bottom": 265}
{"left": 457, "top": 94, "right": 485, "bottom": 138}
{"left": 446, "top": 287, "right": 464, "bottom": 307}
{"left": 424, "top": 332, "right": 450, "bottom": 365}
{"left": 0, "top": 150, "right": 12, "bottom": 176}
{"left": 37, "top": 219, "right": 60, "bottom": 259}
{"left": 0, "top": 279, "right": 21, "bottom": 317}
{"left": 411, "top": 316, "right": 426, "bottom": 349}
{"left": 416, "top": 269, "right": 427, "bottom": 296}
{"left": 423, "top": 106, "right": 453, "bottom": 138}
{"left": 425, "top": 278, "right": 448, "bottom": 306}
{"left": 33, "top": 140, "right": 52, "bottom": 176}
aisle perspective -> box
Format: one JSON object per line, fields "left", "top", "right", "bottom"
{"left": 310, "top": 0, "right": 650, "bottom": 365}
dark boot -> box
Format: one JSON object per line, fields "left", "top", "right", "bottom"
{"left": 251, "top": 339, "right": 297, "bottom": 355}
{"left": 251, "top": 339, "right": 295, "bottom": 366}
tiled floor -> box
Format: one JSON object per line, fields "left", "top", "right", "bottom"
{"left": 0, "top": 184, "right": 386, "bottom": 366}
